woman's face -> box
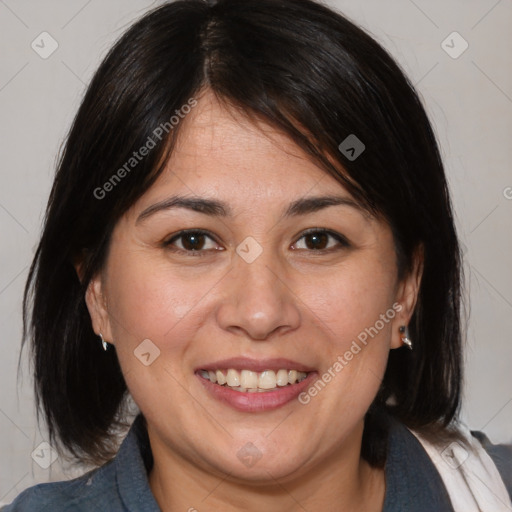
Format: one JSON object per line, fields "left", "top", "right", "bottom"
{"left": 86, "top": 90, "right": 420, "bottom": 482}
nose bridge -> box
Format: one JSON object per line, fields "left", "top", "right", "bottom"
{"left": 233, "top": 234, "right": 281, "bottom": 287}
{"left": 215, "top": 239, "right": 301, "bottom": 340}
{"left": 234, "top": 240, "right": 286, "bottom": 312}
{"left": 238, "top": 249, "right": 281, "bottom": 298}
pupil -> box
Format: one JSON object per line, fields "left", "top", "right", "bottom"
{"left": 307, "top": 233, "right": 327, "bottom": 250}
{"left": 183, "top": 233, "right": 204, "bottom": 250}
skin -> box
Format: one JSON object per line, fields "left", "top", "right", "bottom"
{"left": 83, "top": 89, "right": 423, "bottom": 512}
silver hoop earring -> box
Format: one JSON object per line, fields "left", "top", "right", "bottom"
{"left": 399, "top": 325, "right": 413, "bottom": 350}
{"left": 99, "top": 332, "right": 109, "bottom": 351}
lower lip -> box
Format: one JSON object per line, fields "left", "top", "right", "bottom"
{"left": 196, "top": 372, "right": 318, "bottom": 412}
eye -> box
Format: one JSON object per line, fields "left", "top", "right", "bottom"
{"left": 292, "top": 228, "right": 349, "bottom": 251}
{"left": 163, "top": 229, "right": 222, "bottom": 255}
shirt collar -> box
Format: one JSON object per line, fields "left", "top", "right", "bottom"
{"left": 115, "top": 414, "right": 160, "bottom": 512}
{"left": 383, "top": 417, "right": 453, "bottom": 511}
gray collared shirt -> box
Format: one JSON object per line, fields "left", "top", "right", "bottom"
{"left": 3, "top": 414, "right": 511, "bottom": 511}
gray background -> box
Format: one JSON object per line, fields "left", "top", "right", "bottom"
{"left": 0, "top": 0, "right": 511, "bottom": 504}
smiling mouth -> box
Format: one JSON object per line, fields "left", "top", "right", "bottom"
{"left": 198, "top": 368, "right": 309, "bottom": 393}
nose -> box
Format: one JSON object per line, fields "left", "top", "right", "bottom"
{"left": 215, "top": 248, "right": 301, "bottom": 341}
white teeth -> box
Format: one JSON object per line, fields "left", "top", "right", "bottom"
{"left": 201, "top": 368, "right": 309, "bottom": 391}
{"left": 240, "top": 370, "right": 258, "bottom": 389}
{"left": 226, "top": 369, "right": 240, "bottom": 387}
{"left": 215, "top": 370, "right": 226, "bottom": 385}
{"left": 276, "top": 369, "right": 289, "bottom": 386}
{"left": 258, "top": 370, "right": 276, "bottom": 389}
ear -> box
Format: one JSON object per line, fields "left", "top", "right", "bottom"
{"left": 74, "top": 259, "right": 115, "bottom": 345}
{"left": 390, "top": 243, "right": 424, "bottom": 349}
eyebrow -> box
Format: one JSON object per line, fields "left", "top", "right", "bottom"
{"left": 136, "top": 196, "right": 230, "bottom": 224}
{"left": 135, "top": 194, "right": 367, "bottom": 225}
{"left": 284, "top": 195, "right": 366, "bottom": 217}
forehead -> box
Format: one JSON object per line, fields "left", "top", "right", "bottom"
{"left": 152, "top": 90, "right": 350, "bottom": 200}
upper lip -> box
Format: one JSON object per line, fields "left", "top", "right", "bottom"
{"left": 196, "top": 356, "right": 316, "bottom": 373}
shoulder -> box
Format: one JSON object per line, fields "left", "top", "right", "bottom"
{"left": 2, "top": 414, "right": 156, "bottom": 512}
{"left": 471, "top": 430, "right": 512, "bottom": 500}
{"left": 406, "top": 420, "right": 512, "bottom": 507}
{"left": 384, "top": 415, "right": 512, "bottom": 510}
{"left": 1, "top": 461, "right": 121, "bottom": 512}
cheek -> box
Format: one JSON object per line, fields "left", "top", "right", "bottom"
{"left": 107, "top": 254, "right": 192, "bottom": 336}
{"left": 304, "top": 257, "right": 397, "bottom": 348}
{"left": 103, "top": 254, "right": 210, "bottom": 414}
{"left": 296, "top": 253, "right": 398, "bottom": 411}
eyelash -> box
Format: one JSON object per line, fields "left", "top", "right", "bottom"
{"left": 294, "top": 228, "right": 350, "bottom": 252}
{"left": 162, "top": 228, "right": 350, "bottom": 257}
{"left": 162, "top": 229, "right": 222, "bottom": 257}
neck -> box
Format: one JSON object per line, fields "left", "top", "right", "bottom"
{"left": 147, "top": 422, "right": 386, "bottom": 512}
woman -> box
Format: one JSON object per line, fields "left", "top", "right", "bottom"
{"left": 5, "top": 0, "right": 511, "bottom": 510}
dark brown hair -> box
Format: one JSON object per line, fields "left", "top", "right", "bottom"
{"left": 23, "top": 0, "right": 464, "bottom": 467}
